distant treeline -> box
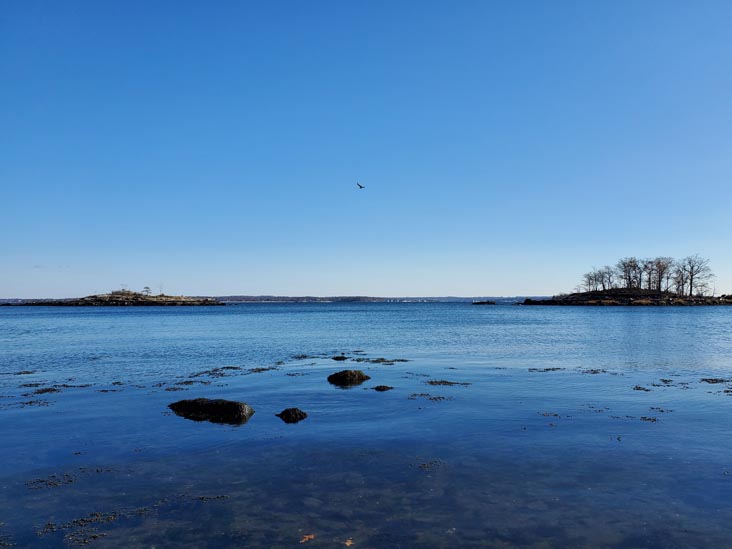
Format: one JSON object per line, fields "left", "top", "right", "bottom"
{"left": 580, "top": 254, "right": 714, "bottom": 296}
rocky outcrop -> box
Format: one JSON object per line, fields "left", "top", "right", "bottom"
{"left": 275, "top": 408, "right": 308, "bottom": 423}
{"left": 14, "top": 290, "right": 223, "bottom": 307}
{"left": 327, "top": 370, "right": 371, "bottom": 387}
{"left": 168, "top": 398, "right": 254, "bottom": 424}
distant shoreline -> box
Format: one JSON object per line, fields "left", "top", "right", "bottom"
{"left": 1, "top": 295, "right": 535, "bottom": 305}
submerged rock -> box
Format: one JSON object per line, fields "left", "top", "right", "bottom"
{"left": 373, "top": 385, "right": 394, "bottom": 392}
{"left": 168, "top": 398, "right": 255, "bottom": 425}
{"left": 276, "top": 408, "right": 308, "bottom": 423}
{"left": 327, "top": 370, "right": 371, "bottom": 387}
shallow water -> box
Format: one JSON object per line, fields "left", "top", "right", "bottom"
{"left": 1, "top": 303, "right": 732, "bottom": 547}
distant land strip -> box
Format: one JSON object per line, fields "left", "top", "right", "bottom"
{"left": 1, "top": 293, "right": 534, "bottom": 305}
{"left": 215, "top": 296, "right": 518, "bottom": 303}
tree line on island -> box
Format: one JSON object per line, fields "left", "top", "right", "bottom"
{"left": 523, "top": 254, "right": 728, "bottom": 306}
{"left": 579, "top": 254, "right": 714, "bottom": 296}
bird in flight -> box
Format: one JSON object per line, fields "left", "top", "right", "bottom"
{"left": 356, "top": 182, "right": 365, "bottom": 189}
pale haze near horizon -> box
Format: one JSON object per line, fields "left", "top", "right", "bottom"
{"left": 2, "top": 2, "right": 731, "bottom": 298}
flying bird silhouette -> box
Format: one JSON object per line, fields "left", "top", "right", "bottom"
{"left": 356, "top": 182, "right": 365, "bottom": 189}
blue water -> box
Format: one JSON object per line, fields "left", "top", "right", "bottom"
{"left": 1, "top": 303, "right": 732, "bottom": 547}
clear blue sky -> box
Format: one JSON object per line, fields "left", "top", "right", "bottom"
{"left": 2, "top": 1, "right": 731, "bottom": 297}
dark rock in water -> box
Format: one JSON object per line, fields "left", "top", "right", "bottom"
{"left": 168, "top": 398, "right": 254, "bottom": 425}
{"left": 331, "top": 355, "right": 349, "bottom": 361}
{"left": 472, "top": 300, "right": 496, "bottom": 305}
{"left": 327, "top": 370, "right": 371, "bottom": 387}
{"left": 373, "top": 385, "right": 394, "bottom": 392}
{"left": 276, "top": 408, "right": 308, "bottom": 423}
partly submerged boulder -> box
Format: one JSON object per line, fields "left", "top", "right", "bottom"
{"left": 276, "top": 408, "right": 308, "bottom": 424}
{"left": 327, "top": 369, "right": 371, "bottom": 387}
{"left": 168, "top": 398, "right": 255, "bottom": 425}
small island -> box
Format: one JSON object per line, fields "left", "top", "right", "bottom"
{"left": 523, "top": 288, "right": 732, "bottom": 306}
{"left": 472, "top": 300, "right": 496, "bottom": 305}
{"left": 10, "top": 289, "right": 224, "bottom": 307}
{"left": 523, "top": 254, "right": 731, "bottom": 306}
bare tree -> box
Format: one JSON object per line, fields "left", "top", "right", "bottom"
{"left": 142, "top": 286, "right": 152, "bottom": 296}
{"left": 641, "top": 259, "right": 656, "bottom": 290}
{"left": 582, "top": 272, "right": 592, "bottom": 292}
{"left": 681, "top": 254, "right": 714, "bottom": 296}
{"left": 582, "top": 266, "right": 617, "bottom": 292}
{"left": 616, "top": 257, "right": 639, "bottom": 289}
{"left": 598, "top": 266, "right": 615, "bottom": 290}
{"left": 582, "top": 270, "right": 601, "bottom": 292}
{"left": 632, "top": 260, "right": 643, "bottom": 289}
{"left": 672, "top": 260, "right": 687, "bottom": 295}
{"left": 653, "top": 257, "right": 674, "bottom": 291}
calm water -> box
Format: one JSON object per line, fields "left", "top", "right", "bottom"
{"left": 1, "top": 303, "right": 732, "bottom": 547}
